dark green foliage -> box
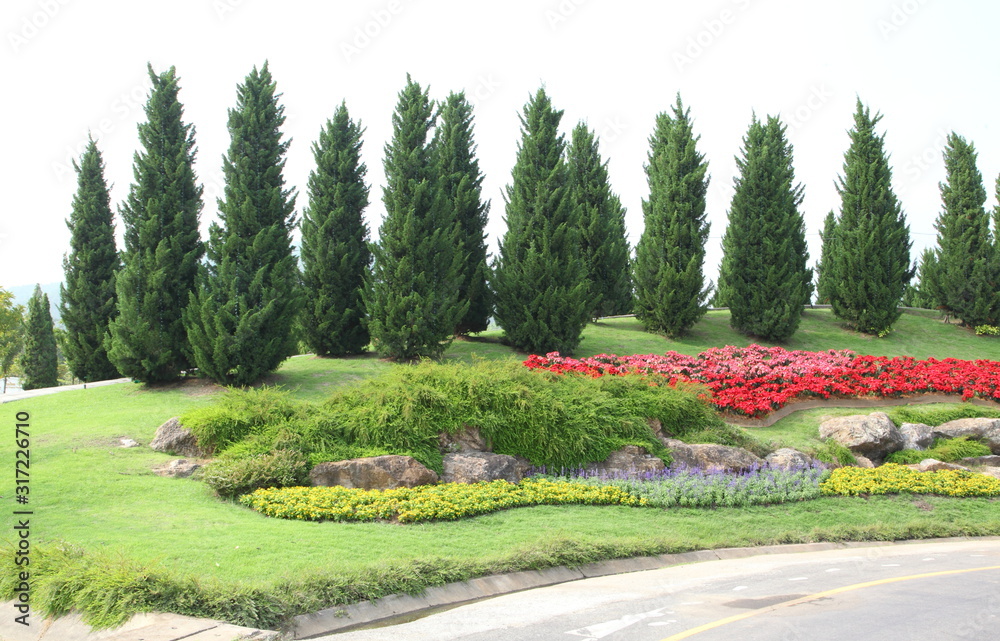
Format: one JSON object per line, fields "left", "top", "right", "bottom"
{"left": 60, "top": 138, "right": 121, "bottom": 382}
{"left": 815, "top": 211, "right": 837, "bottom": 304}
{"left": 885, "top": 436, "right": 992, "bottom": 465}
{"left": 433, "top": 91, "right": 493, "bottom": 334}
{"left": 20, "top": 285, "right": 58, "bottom": 390}
{"left": 366, "top": 75, "right": 466, "bottom": 360}
{"left": 633, "top": 95, "right": 712, "bottom": 336}
{"left": 185, "top": 62, "right": 301, "bottom": 385}
{"left": 886, "top": 404, "right": 1000, "bottom": 427}
{"left": 903, "top": 248, "right": 940, "bottom": 310}
{"left": 107, "top": 65, "right": 204, "bottom": 383}
{"left": 201, "top": 450, "right": 310, "bottom": 498}
{"left": 567, "top": 122, "right": 632, "bottom": 319}
{"left": 924, "top": 133, "right": 998, "bottom": 327}
{"left": 493, "top": 88, "right": 590, "bottom": 354}
{"left": 827, "top": 100, "right": 914, "bottom": 335}
{"left": 717, "top": 114, "right": 812, "bottom": 341}
{"left": 299, "top": 102, "right": 372, "bottom": 356}
{"left": 0, "top": 288, "right": 23, "bottom": 389}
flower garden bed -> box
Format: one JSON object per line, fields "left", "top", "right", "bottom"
{"left": 525, "top": 345, "right": 1000, "bottom": 417}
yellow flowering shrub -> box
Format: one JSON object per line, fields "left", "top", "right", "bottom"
{"left": 240, "top": 478, "right": 648, "bottom": 523}
{"left": 820, "top": 463, "right": 1000, "bottom": 498}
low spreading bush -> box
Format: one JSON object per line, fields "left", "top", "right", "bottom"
{"left": 811, "top": 439, "right": 858, "bottom": 467}
{"left": 885, "top": 436, "right": 992, "bottom": 465}
{"left": 181, "top": 387, "right": 306, "bottom": 452}
{"left": 975, "top": 325, "right": 999, "bottom": 336}
{"left": 201, "top": 450, "right": 310, "bottom": 498}
{"left": 820, "top": 463, "right": 1000, "bottom": 497}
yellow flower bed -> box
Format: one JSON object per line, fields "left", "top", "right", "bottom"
{"left": 820, "top": 463, "right": 1000, "bottom": 498}
{"left": 240, "top": 478, "right": 648, "bottom": 523}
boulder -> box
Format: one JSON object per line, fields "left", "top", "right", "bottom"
{"left": 899, "top": 423, "right": 934, "bottom": 451}
{"left": 153, "top": 459, "right": 201, "bottom": 478}
{"left": 765, "top": 448, "right": 816, "bottom": 470}
{"left": 442, "top": 452, "right": 523, "bottom": 484}
{"left": 119, "top": 437, "right": 141, "bottom": 448}
{"left": 957, "top": 455, "right": 1000, "bottom": 467}
{"left": 149, "top": 417, "right": 209, "bottom": 457}
{"left": 854, "top": 456, "right": 876, "bottom": 469}
{"left": 309, "top": 455, "right": 438, "bottom": 490}
{"left": 931, "top": 418, "right": 1000, "bottom": 454}
{"left": 585, "top": 445, "right": 666, "bottom": 478}
{"left": 664, "top": 440, "right": 764, "bottom": 472}
{"left": 438, "top": 425, "right": 489, "bottom": 453}
{"left": 818, "top": 412, "right": 904, "bottom": 461}
{"left": 916, "top": 459, "right": 971, "bottom": 473}
{"left": 979, "top": 466, "right": 1000, "bottom": 479}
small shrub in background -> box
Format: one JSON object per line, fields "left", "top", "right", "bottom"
{"left": 975, "top": 325, "right": 999, "bottom": 336}
{"left": 812, "top": 439, "right": 858, "bottom": 467}
{"left": 181, "top": 386, "right": 305, "bottom": 452}
{"left": 885, "top": 436, "right": 992, "bottom": 464}
{"left": 201, "top": 450, "right": 310, "bottom": 498}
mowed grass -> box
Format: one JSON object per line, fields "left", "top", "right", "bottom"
{"left": 2, "top": 308, "right": 1000, "bottom": 622}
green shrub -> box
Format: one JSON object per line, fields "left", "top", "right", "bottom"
{"left": 975, "top": 325, "right": 999, "bottom": 336}
{"left": 812, "top": 439, "right": 857, "bottom": 467}
{"left": 181, "top": 386, "right": 305, "bottom": 452}
{"left": 885, "top": 436, "right": 992, "bottom": 464}
{"left": 886, "top": 404, "right": 1000, "bottom": 427}
{"left": 201, "top": 450, "right": 310, "bottom": 498}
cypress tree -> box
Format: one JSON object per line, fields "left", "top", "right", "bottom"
{"left": 185, "top": 62, "right": 301, "bottom": 385}
{"left": 366, "top": 75, "right": 465, "bottom": 360}
{"left": 61, "top": 137, "right": 121, "bottom": 382}
{"left": 902, "top": 248, "right": 940, "bottom": 310}
{"left": 717, "top": 114, "right": 812, "bottom": 342}
{"left": 815, "top": 211, "right": 837, "bottom": 304}
{"left": 925, "top": 133, "right": 998, "bottom": 326}
{"left": 20, "top": 285, "right": 58, "bottom": 390}
{"left": 432, "top": 91, "right": 492, "bottom": 335}
{"left": 828, "top": 100, "right": 914, "bottom": 335}
{"left": 567, "top": 122, "right": 632, "bottom": 319}
{"left": 633, "top": 95, "right": 711, "bottom": 336}
{"left": 493, "top": 88, "right": 589, "bottom": 354}
{"left": 107, "top": 64, "right": 204, "bottom": 382}
{"left": 300, "top": 102, "right": 372, "bottom": 356}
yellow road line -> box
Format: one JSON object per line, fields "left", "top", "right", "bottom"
{"left": 661, "top": 564, "right": 1000, "bottom": 641}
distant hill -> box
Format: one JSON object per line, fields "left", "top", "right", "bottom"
{"left": 5, "top": 282, "right": 62, "bottom": 323}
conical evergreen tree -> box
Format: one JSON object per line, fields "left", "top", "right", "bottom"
{"left": 815, "top": 211, "right": 837, "bottom": 304}
{"left": 185, "top": 62, "right": 301, "bottom": 385}
{"left": 366, "top": 75, "right": 465, "bottom": 360}
{"left": 61, "top": 137, "right": 121, "bottom": 382}
{"left": 432, "top": 91, "right": 492, "bottom": 335}
{"left": 902, "top": 247, "right": 940, "bottom": 310}
{"left": 20, "top": 285, "right": 58, "bottom": 390}
{"left": 300, "top": 102, "right": 372, "bottom": 356}
{"left": 828, "top": 100, "right": 914, "bottom": 335}
{"left": 717, "top": 114, "right": 812, "bottom": 342}
{"left": 633, "top": 95, "right": 712, "bottom": 336}
{"left": 567, "top": 122, "right": 632, "bottom": 319}
{"left": 106, "top": 65, "right": 204, "bottom": 382}
{"left": 493, "top": 88, "right": 590, "bottom": 354}
{"left": 925, "top": 133, "right": 998, "bottom": 327}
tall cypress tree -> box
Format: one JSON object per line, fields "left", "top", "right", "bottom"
{"left": 633, "top": 95, "right": 711, "bottom": 336}
{"left": 828, "top": 100, "right": 913, "bottom": 335}
{"left": 185, "top": 62, "right": 301, "bottom": 385}
{"left": 366, "top": 75, "right": 465, "bottom": 360}
{"left": 493, "top": 88, "right": 590, "bottom": 354}
{"left": 61, "top": 137, "right": 121, "bottom": 382}
{"left": 432, "top": 91, "right": 492, "bottom": 335}
{"left": 925, "top": 133, "right": 997, "bottom": 327}
{"left": 106, "top": 64, "right": 204, "bottom": 382}
{"left": 567, "top": 122, "right": 632, "bottom": 319}
{"left": 815, "top": 210, "right": 837, "bottom": 305}
{"left": 20, "top": 285, "right": 58, "bottom": 390}
{"left": 902, "top": 247, "right": 940, "bottom": 310}
{"left": 717, "top": 114, "right": 812, "bottom": 342}
{"left": 300, "top": 102, "right": 372, "bottom": 356}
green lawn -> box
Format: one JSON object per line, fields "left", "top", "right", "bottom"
{"left": 3, "top": 309, "right": 1000, "bottom": 628}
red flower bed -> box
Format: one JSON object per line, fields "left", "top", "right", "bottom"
{"left": 524, "top": 345, "right": 1000, "bottom": 417}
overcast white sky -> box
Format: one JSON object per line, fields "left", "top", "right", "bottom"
{"left": 3, "top": 0, "right": 999, "bottom": 293}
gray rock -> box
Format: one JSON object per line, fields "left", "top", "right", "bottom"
{"left": 442, "top": 452, "right": 523, "bottom": 484}
{"left": 932, "top": 418, "right": 1000, "bottom": 454}
{"left": 765, "top": 448, "right": 816, "bottom": 470}
{"left": 854, "top": 456, "right": 876, "bottom": 469}
{"left": 119, "top": 437, "right": 141, "bottom": 448}
{"left": 666, "top": 441, "right": 764, "bottom": 472}
{"left": 899, "top": 423, "right": 934, "bottom": 450}
{"left": 917, "top": 459, "right": 971, "bottom": 473}
{"left": 309, "top": 455, "right": 438, "bottom": 490}
{"left": 818, "top": 412, "right": 904, "bottom": 461}
{"left": 978, "top": 466, "right": 1000, "bottom": 479}
{"left": 957, "top": 455, "right": 1000, "bottom": 467}
{"left": 149, "top": 417, "right": 209, "bottom": 457}
{"left": 438, "top": 425, "right": 489, "bottom": 453}
{"left": 153, "top": 459, "right": 201, "bottom": 478}
{"left": 585, "top": 445, "right": 666, "bottom": 478}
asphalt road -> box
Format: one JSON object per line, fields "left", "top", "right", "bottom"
{"left": 321, "top": 540, "right": 1000, "bottom": 641}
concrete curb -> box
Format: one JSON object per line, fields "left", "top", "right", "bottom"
{"left": 0, "top": 610, "right": 281, "bottom": 641}
{"left": 289, "top": 535, "right": 1000, "bottom": 638}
